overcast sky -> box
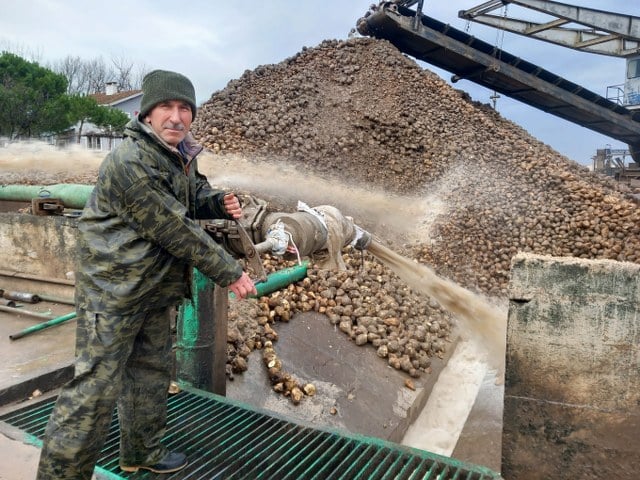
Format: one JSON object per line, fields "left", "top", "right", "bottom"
{"left": 1, "top": 0, "right": 637, "bottom": 165}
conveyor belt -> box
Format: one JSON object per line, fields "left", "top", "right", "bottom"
{"left": 358, "top": 4, "right": 640, "bottom": 157}
{"left": 0, "top": 386, "right": 502, "bottom": 479}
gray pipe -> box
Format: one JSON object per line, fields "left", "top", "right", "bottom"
{"left": 260, "top": 211, "right": 328, "bottom": 257}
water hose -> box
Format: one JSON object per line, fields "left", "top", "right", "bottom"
{"left": 230, "top": 261, "right": 309, "bottom": 299}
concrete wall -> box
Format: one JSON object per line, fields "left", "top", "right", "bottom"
{"left": 504, "top": 253, "right": 640, "bottom": 479}
{"left": 0, "top": 209, "right": 78, "bottom": 298}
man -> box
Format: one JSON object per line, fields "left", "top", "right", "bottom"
{"left": 36, "top": 70, "right": 256, "bottom": 479}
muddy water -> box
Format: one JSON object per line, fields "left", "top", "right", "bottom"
{"left": 0, "top": 143, "right": 433, "bottom": 242}
{"left": 367, "top": 240, "right": 506, "bottom": 458}
{"left": 369, "top": 242, "right": 506, "bottom": 456}
{"left": 368, "top": 240, "right": 506, "bottom": 368}
{"left": 202, "top": 152, "right": 434, "bottom": 241}
{"left": 0, "top": 142, "right": 103, "bottom": 172}
{"left": 402, "top": 339, "right": 491, "bottom": 456}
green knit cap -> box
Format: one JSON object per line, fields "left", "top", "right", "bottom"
{"left": 138, "top": 69, "right": 197, "bottom": 120}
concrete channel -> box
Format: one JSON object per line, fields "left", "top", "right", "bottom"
{"left": 0, "top": 204, "right": 504, "bottom": 479}
{"left": 3, "top": 198, "right": 639, "bottom": 479}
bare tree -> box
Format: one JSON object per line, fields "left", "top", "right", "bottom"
{"left": 0, "top": 40, "right": 43, "bottom": 63}
{"left": 53, "top": 55, "right": 89, "bottom": 94}
{"left": 51, "top": 56, "right": 111, "bottom": 94}
{"left": 84, "top": 57, "right": 111, "bottom": 94}
{"left": 52, "top": 54, "right": 146, "bottom": 94}
{"left": 111, "top": 55, "right": 135, "bottom": 91}
{"left": 132, "top": 63, "right": 149, "bottom": 90}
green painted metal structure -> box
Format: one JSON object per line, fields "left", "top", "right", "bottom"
{"left": 0, "top": 184, "right": 94, "bottom": 209}
{"left": 0, "top": 385, "right": 503, "bottom": 479}
{"left": 176, "top": 262, "right": 310, "bottom": 392}
{"left": 176, "top": 268, "right": 224, "bottom": 392}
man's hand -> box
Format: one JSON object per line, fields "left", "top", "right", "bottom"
{"left": 228, "top": 271, "right": 257, "bottom": 299}
{"left": 223, "top": 192, "right": 242, "bottom": 219}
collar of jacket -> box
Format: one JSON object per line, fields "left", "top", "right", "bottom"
{"left": 125, "top": 118, "right": 204, "bottom": 168}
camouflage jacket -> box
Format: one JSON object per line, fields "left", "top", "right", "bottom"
{"left": 75, "top": 118, "right": 242, "bottom": 314}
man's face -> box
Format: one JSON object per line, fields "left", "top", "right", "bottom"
{"left": 144, "top": 100, "right": 193, "bottom": 147}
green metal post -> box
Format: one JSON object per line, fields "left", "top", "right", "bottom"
{"left": 176, "top": 269, "right": 226, "bottom": 394}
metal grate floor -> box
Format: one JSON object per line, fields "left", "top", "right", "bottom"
{"left": 0, "top": 386, "right": 502, "bottom": 479}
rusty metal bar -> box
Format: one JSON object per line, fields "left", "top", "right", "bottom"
{"left": 2, "top": 291, "right": 41, "bottom": 303}
{"left": 36, "top": 294, "right": 75, "bottom": 305}
{"left": 0, "top": 270, "right": 74, "bottom": 286}
{"left": 0, "top": 305, "right": 53, "bottom": 319}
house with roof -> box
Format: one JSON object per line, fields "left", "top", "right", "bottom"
{"left": 77, "top": 82, "right": 142, "bottom": 151}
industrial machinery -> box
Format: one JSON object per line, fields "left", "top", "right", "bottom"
{"left": 591, "top": 146, "right": 640, "bottom": 186}
{"left": 458, "top": 0, "right": 640, "bottom": 178}
{"left": 203, "top": 195, "right": 372, "bottom": 274}
{"left": 458, "top": 0, "right": 640, "bottom": 109}
{"left": 0, "top": 188, "right": 504, "bottom": 479}
{"left": 179, "top": 195, "right": 374, "bottom": 396}
{"left": 357, "top": 0, "right": 640, "bottom": 161}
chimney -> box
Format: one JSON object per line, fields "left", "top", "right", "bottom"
{"left": 105, "top": 82, "right": 118, "bottom": 95}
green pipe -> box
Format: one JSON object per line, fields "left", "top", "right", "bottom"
{"left": 0, "top": 184, "right": 94, "bottom": 209}
{"left": 230, "top": 260, "right": 310, "bottom": 299}
{"left": 9, "top": 311, "right": 76, "bottom": 340}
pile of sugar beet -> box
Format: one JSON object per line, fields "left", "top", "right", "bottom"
{"left": 189, "top": 37, "right": 639, "bottom": 402}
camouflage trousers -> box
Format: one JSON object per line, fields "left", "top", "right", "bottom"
{"left": 36, "top": 307, "right": 173, "bottom": 480}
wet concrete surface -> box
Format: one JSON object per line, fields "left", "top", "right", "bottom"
{"left": 453, "top": 371, "right": 504, "bottom": 472}
{"left": 0, "top": 432, "right": 41, "bottom": 480}
{"left": 0, "top": 302, "right": 503, "bottom": 478}
{"left": 0, "top": 296, "right": 77, "bottom": 480}
{"left": 0, "top": 299, "right": 76, "bottom": 401}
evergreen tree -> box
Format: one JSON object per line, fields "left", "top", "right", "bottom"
{"left": 0, "top": 52, "right": 70, "bottom": 139}
{"left": 67, "top": 95, "right": 129, "bottom": 143}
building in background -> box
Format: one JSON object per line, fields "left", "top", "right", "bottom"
{"left": 79, "top": 82, "right": 142, "bottom": 151}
